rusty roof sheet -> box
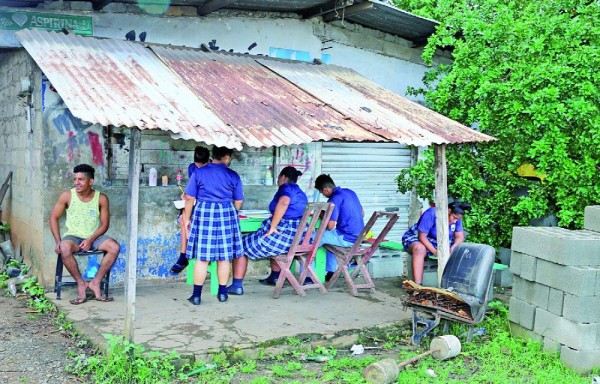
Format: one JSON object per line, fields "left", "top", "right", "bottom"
{"left": 150, "top": 46, "right": 384, "bottom": 147}
{"left": 16, "top": 29, "right": 243, "bottom": 149}
{"left": 258, "top": 59, "right": 496, "bottom": 146}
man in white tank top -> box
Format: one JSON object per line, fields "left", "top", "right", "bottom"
{"left": 49, "top": 164, "right": 120, "bottom": 304}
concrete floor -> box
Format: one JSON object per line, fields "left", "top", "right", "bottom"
{"left": 50, "top": 277, "right": 412, "bottom": 356}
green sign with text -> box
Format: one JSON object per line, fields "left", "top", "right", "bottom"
{"left": 0, "top": 10, "right": 93, "bottom": 35}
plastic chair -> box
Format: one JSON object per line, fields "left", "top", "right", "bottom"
{"left": 404, "top": 242, "right": 496, "bottom": 344}
{"left": 325, "top": 211, "right": 399, "bottom": 296}
{"left": 271, "top": 202, "right": 334, "bottom": 299}
{"left": 54, "top": 250, "right": 110, "bottom": 300}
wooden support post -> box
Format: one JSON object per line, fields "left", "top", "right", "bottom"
{"left": 434, "top": 144, "right": 449, "bottom": 286}
{"left": 124, "top": 128, "right": 141, "bottom": 342}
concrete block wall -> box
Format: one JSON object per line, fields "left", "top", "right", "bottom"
{"left": 367, "top": 248, "right": 406, "bottom": 278}
{"left": 509, "top": 208, "right": 600, "bottom": 373}
{"left": 0, "top": 51, "right": 45, "bottom": 276}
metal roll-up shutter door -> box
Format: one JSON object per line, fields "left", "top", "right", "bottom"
{"left": 321, "top": 142, "right": 412, "bottom": 241}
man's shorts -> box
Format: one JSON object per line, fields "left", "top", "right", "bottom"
{"left": 61, "top": 235, "right": 113, "bottom": 252}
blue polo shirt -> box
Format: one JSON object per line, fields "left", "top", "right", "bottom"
{"left": 269, "top": 183, "right": 308, "bottom": 219}
{"left": 328, "top": 186, "right": 364, "bottom": 242}
{"left": 417, "top": 207, "right": 463, "bottom": 240}
{"left": 187, "top": 163, "right": 197, "bottom": 178}
{"left": 185, "top": 163, "right": 244, "bottom": 203}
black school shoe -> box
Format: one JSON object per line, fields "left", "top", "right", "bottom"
{"left": 170, "top": 259, "right": 189, "bottom": 274}
{"left": 258, "top": 277, "right": 277, "bottom": 286}
{"left": 187, "top": 295, "right": 201, "bottom": 305}
{"left": 217, "top": 293, "right": 228, "bottom": 302}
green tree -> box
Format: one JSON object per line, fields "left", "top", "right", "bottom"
{"left": 393, "top": 0, "right": 600, "bottom": 248}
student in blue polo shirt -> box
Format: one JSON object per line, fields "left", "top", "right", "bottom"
{"left": 315, "top": 174, "right": 364, "bottom": 281}
{"left": 401, "top": 201, "right": 471, "bottom": 285}
{"left": 183, "top": 146, "right": 244, "bottom": 305}
{"left": 227, "top": 166, "right": 308, "bottom": 294}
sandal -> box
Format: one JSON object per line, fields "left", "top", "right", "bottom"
{"left": 70, "top": 297, "right": 87, "bottom": 305}
{"left": 95, "top": 295, "right": 114, "bottom": 302}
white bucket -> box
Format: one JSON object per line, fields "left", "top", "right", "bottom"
{"left": 430, "top": 335, "right": 461, "bottom": 360}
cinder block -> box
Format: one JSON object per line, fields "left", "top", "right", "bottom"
{"left": 70, "top": 2, "right": 93, "bottom": 11}
{"left": 512, "top": 227, "right": 600, "bottom": 266}
{"left": 509, "top": 297, "right": 536, "bottom": 330}
{"left": 534, "top": 308, "right": 600, "bottom": 350}
{"left": 560, "top": 346, "right": 600, "bottom": 374}
{"left": 512, "top": 276, "right": 549, "bottom": 309}
{"left": 494, "top": 268, "right": 513, "bottom": 287}
{"left": 562, "top": 294, "right": 600, "bottom": 323}
{"left": 509, "top": 251, "right": 523, "bottom": 276}
{"left": 509, "top": 321, "right": 543, "bottom": 343}
{"left": 584, "top": 206, "right": 600, "bottom": 233}
{"left": 367, "top": 255, "right": 404, "bottom": 278}
{"left": 547, "top": 288, "right": 564, "bottom": 316}
{"left": 519, "top": 253, "right": 537, "bottom": 281}
{"left": 543, "top": 337, "right": 562, "bottom": 354}
{"left": 535, "top": 259, "right": 599, "bottom": 296}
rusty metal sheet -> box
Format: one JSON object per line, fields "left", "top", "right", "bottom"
{"left": 16, "top": 29, "right": 243, "bottom": 149}
{"left": 151, "top": 46, "right": 384, "bottom": 147}
{"left": 259, "top": 59, "right": 496, "bottom": 146}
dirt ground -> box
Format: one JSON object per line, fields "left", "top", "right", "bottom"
{"left": 0, "top": 295, "right": 88, "bottom": 384}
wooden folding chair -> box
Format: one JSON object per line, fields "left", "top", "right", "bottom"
{"left": 271, "top": 202, "right": 334, "bottom": 299}
{"left": 325, "top": 211, "right": 399, "bottom": 296}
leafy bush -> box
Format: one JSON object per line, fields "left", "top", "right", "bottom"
{"left": 393, "top": 0, "right": 600, "bottom": 247}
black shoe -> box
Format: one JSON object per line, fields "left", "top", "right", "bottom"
{"left": 259, "top": 277, "right": 277, "bottom": 286}
{"left": 325, "top": 272, "right": 335, "bottom": 282}
{"left": 187, "top": 295, "right": 201, "bottom": 305}
{"left": 217, "top": 293, "right": 228, "bottom": 302}
{"left": 303, "top": 277, "right": 314, "bottom": 286}
{"left": 227, "top": 286, "right": 244, "bottom": 295}
{"left": 171, "top": 259, "right": 189, "bottom": 274}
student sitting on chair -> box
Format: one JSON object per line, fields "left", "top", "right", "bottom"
{"left": 314, "top": 174, "right": 365, "bottom": 281}
{"left": 49, "top": 164, "right": 120, "bottom": 305}
{"left": 402, "top": 201, "right": 472, "bottom": 285}
{"left": 228, "top": 166, "right": 308, "bottom": 295}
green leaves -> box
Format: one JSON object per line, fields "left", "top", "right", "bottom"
{"left": 394, "top": 0, "right": 600, "bottom": 248}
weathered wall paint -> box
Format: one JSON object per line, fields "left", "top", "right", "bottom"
{"left": 1, "top": 5, "right": 442, "bottom": 286}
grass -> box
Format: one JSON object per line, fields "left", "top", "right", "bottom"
{"left": 1, "top": 259, "right": 598, "bottom": 383}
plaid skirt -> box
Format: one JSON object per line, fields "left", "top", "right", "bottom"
{"left": 243, "top": 217, "right": 303, "bottom": 260}
{"left": 186, "top": 201, "right": 243, "bottom": 262}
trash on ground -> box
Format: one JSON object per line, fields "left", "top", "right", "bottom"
{"left": 426, "top": 368, "right": 438, "bottom": 377}
{"left": 351, "top": 344, "right": 365, "bottom": 355}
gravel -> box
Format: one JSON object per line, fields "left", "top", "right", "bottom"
{"left": 0, "top": 295, "right": 88, "bottom": 383}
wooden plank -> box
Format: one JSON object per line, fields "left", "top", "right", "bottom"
{"left": 124, "top": 128, "right": 141, "bottom": 342}
{"left": 434, "top": 144, "right": 449, "bottom": 286}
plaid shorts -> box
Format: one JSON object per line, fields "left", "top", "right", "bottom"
{"left": 243, "top": 217, "right": 303, "bottom": 260}
{"left": 186, "top": 201, "right": 243, "bottom": 262}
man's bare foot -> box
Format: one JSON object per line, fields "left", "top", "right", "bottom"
{"left": 88, "top": 279, "right": 102, "bottom": 299}
{"left": 76, "top": 282, "right": 88, "bottom": 300}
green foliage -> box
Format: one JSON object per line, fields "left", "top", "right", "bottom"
{"left": 393, "top": 0, "right": 600, "bottom": 248}
{"left": 68, "top": 335, "right": 183, "bottom": 383}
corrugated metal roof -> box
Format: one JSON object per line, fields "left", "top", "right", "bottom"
{"left": 151, "top": 46, "right": 384, "bottom": 147}
{"left": 15, "top": 29, "right": 243, "bottom": 149}
{"left": 258, "top": 59, "right": 495, "bottom": 146}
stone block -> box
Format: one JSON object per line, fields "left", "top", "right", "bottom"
{"left": 367, "top": 254, "right": 404, "bottom": 278}
{"left": 560, "top": 346, "right": 600, "bottom": 374}
{"left": 534, "top": 308, "right": 599, "bottom": 350}
{"left": 562, "top": 294, "right": 600, "bottom": 323}
{"left": 584, "top": 206, "right": 600, "bottom": 233}
{"left": 519, "top": 253, "right": 537, "bottom": 281}
{"left": 165, "top": 6, "right": 197, "bottom": 17}
{"left": 547, "top": 288, "right": 564, "bottom": 316}
{"left": 509, "top": 297, "right": 536, "bottom": 330}
{"left": 512, "top": 227, "right": 600, "bottom": 266}
{"left": 102, "top": 2, "right": 128, "bottom": 12}
{"left": 535, "top": 259, "right": 599, "bottom": 296}
{"left": 509, "top": 321, "right": 543, "bottom": 343}
{"left": 512, "top": 276, "right": 549, "bottom": 309}
{"left": 509, "top": 251, "right": 522, "bottom": 276}
{"left": 494, "top": 268, "right": 513, "bottom": 288}
{"left": 543, "top": 336, "right": 562, "bottom": 354}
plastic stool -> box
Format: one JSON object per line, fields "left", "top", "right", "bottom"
{"left": 54, "top": 250, "right": 110, "bottom": 300}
